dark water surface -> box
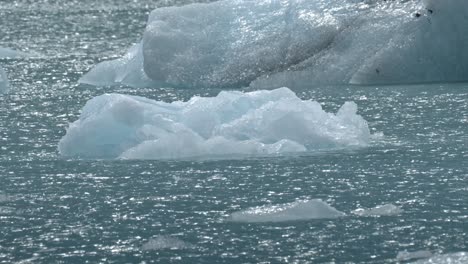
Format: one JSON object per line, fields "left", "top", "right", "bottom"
{"left": 1, "top": 1, "right": 467, "bottom": 263}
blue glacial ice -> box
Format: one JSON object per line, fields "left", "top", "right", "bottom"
{"left": 58, "top": 87, "right": 370, "bottom": 159}
{"left": 228, "top": 199, "right": 345, "bottom": 223}
{"left": 81, "top": 0, "right": 468, "bottom": 88}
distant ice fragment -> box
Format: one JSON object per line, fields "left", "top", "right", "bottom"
{"left": 58, "top": 87, "right": 371, "bottom": 159}
{"left": 142, "top": 236, "right": 194, "bottom": 251}
{"left": 409, "top": 252, "right": 468, "bottom": 264}
{"left": 352, "top": 204, "right": 403, "bottom": 217}
{"left": 0, "top": 67, "right": 9, "bottom": 94}
{"left": 83, "top": 0, "right": 468, "bottom": 88}
{"left": 0, "top": 47, "right": 26, "bottom": 59}
{"left": 397, "top": 250, "right": 433, "bottom": 262}
{"left": 228, "top": 199, "right": 345, "bottom": 223}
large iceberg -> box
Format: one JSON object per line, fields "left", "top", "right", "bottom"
{"left": 81, "top": 0, "right": 468, "bottom": 88}
{"left": 58, "top": 87, "right": 370, "bottom": 159}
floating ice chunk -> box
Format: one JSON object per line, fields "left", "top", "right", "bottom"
{"left": 228, "top": 199, "right": 345, "bottom": 223}
{"left": 83, "top": 0, "right": 468, "bottom": 88}
{"left": 0, "top": 193, "right": 12, "bottom": 203}
{"left": 0, "top": 47, "right": 26, "bottom": 59}
{"left": 397, "top": 250, "right": 433, "bottom": 262}
{"left": 409, "top": 252, "right": 468, "bottom": 264}
{"left": 58, "top": 87, "right": 371, "bottom": 159}
{"left": 79, "top": 43, "right": 156, "bottom": 87}
{"left": 352, "top": 204, "right": 402, "bottom": 217}
{"left": 142, "top": 236, "right": 194, "bottom": 251}
{"left": 352, "top": 204, "right": 403, "bottom": 217}
{"left": 0, "top": 67, "right": 9, "bottom": 94}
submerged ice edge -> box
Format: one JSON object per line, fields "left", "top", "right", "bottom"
{"left": 81, "top": 0, "right": 468, "bottom": 89}
{"left": 58, "top": 87, "right": 372, "bottom": 160}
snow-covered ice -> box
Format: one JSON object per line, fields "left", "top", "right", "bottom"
{"left": 58, "top": 87, "right": 371, "bottom": 159}
{"left": 228, "top": 199, "right": 345, "bottom": 223}
{"left": 352, "top": 204, "right": 403, "bottom": 217}
{"left": 82, "top": 0, "right": 468, "bottom": 88}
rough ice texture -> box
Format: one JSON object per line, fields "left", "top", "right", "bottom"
{"left": 410, "top": 252, "right": 468, "bottom": 264}
{"left": 58, "top": 88, "right": 370, "bottom": 159}
{"left": 81, "top": 0, "right": 468, "bottom": 88}
{"left": 228, "top": 199, "right": 345, "bottom": 223}
{"left": 351, "top": 204, "right": 403, "bottom": 217}
{"left": 0, "top": 67, "right": 8, "bottom": 94}
{"left": 142, "top": 236, "right": 194, "bottom": 251}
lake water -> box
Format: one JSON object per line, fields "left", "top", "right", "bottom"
{"left": 0, "top": 1, "right": 467, "bottom": 263}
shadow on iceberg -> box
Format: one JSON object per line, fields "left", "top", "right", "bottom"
{"left": 58, "top": 87, "right": 371, "bottom": 160}
{"left": 80, "top": 0, "right": 468, "bottom": 89}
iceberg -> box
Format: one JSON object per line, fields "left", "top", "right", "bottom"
{"left": 351, "top": 204, "right": 403, "bottom": 217}
{"left": 397, "top": 250, "right": 433, "bottom": 262}
{"left": 142, "top": 236, "right": 194, "bottom": 251}
{"left": 58, "top": 87, "right": 370, "bottom": 159}
{"left": 0, "top": 47, "right": 25, "bottom": 59}
{"left": 410, "top": 252, "right": 468, "bottom": 264}
{"left": 81, "top": 0, "right": 468, "bottom": 88}
{"left": 0, "top": 67, "right": 8, "bottom": 94}
{"left": 228, "top": 199, "right": 345, "bottom": 223}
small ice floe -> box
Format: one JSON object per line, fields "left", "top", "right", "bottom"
{"left": 352, "top": 204, "right": 403, "bottom": 217}
{"left": 409, "top": 252, "right": 468, "bottom": 263}
{"left": 141, "top": 236, "right": 194, "bottom": 251}
{"left": 396, "top": 250, "right": 433, "bottom": 262}
{"left": 0, "top": 193, "right": 12, "bottom": 203}
{"left": 228, "top": 199, "right": 345, "bottom": 223}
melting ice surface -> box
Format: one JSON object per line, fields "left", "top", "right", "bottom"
{"left": 352, "top": 204, "right": 403, "bottom": 217}
{"left": 58, "top": 88, "right": 370, "bottom": 159}
{"left": 81, "top": 0, "right": 468, "bottom": 88}
{"left": 228, "top": 199, "right": 345, "bottom": 223}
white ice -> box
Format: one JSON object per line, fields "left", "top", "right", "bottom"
{"left": 82, "top": 0, "right": 468, "bottom": 88}
{"left": 352, "top": 204, "right": 403, "bottom": 217}
{"left": 58, "top": 87, "right": 371, "bottom": 159}
{"left": 228, "top": 199, "right": 345, "bottom": 223}
{"left": 410, "top": 252, "right": 468, "bottom": 264}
